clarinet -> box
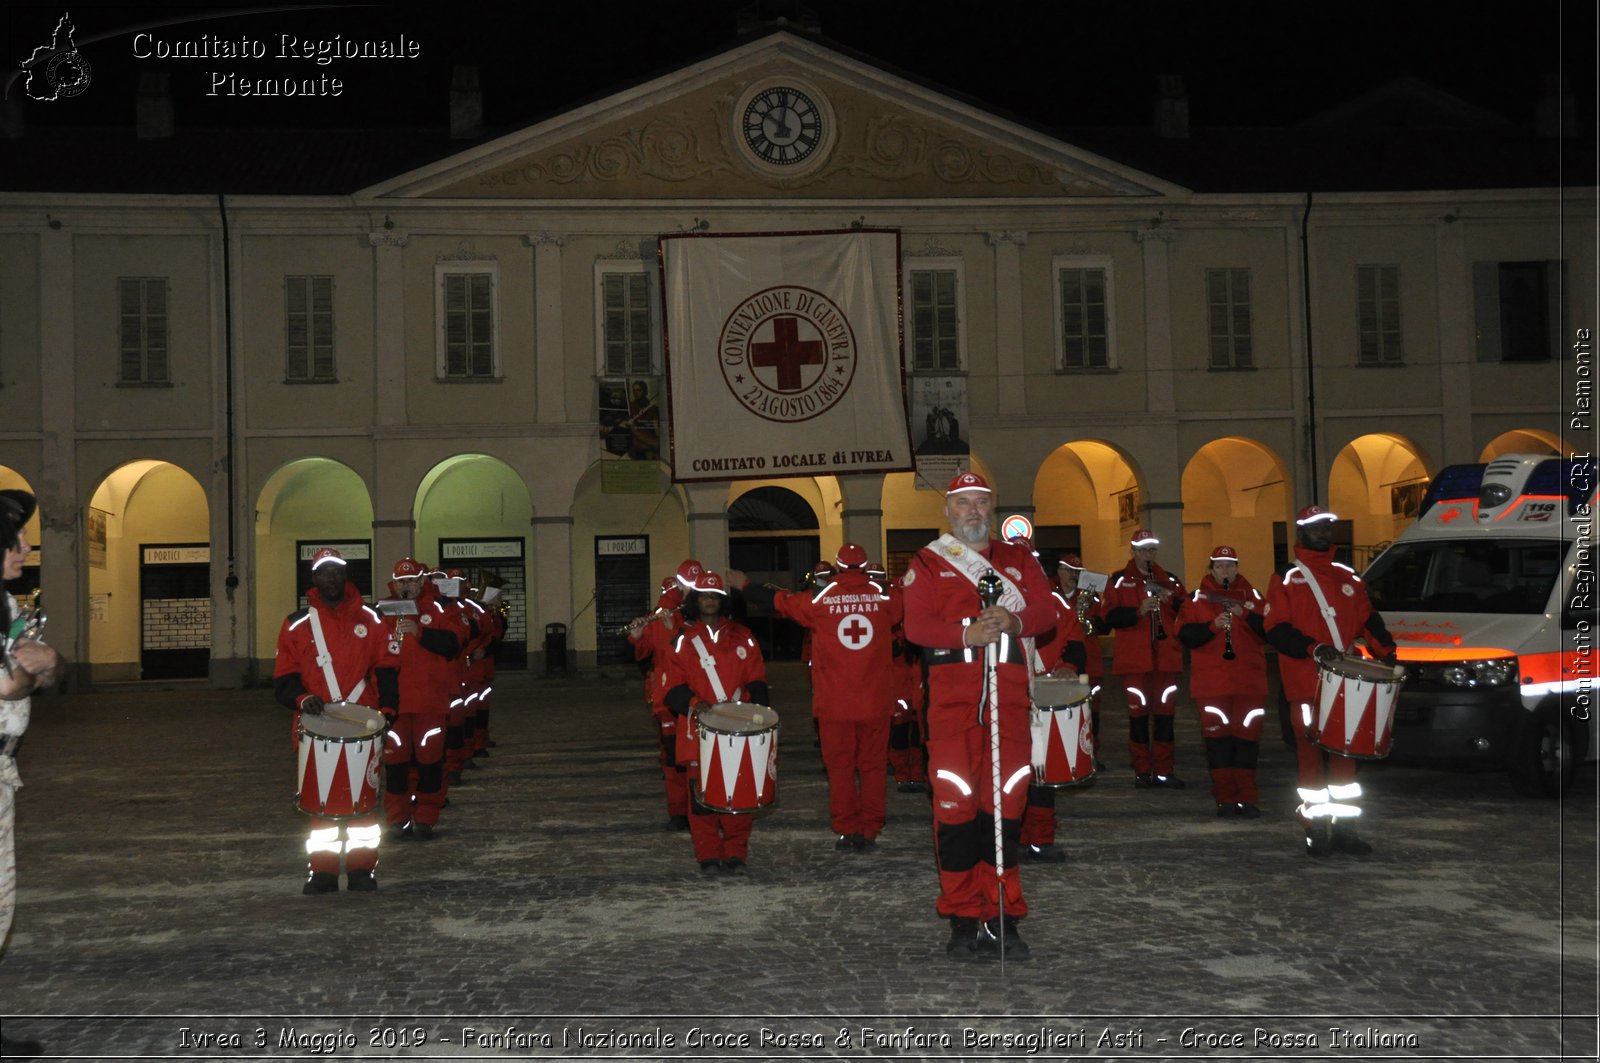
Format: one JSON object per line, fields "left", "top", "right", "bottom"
{"left": 1219, "top": 578, "right": 1236, "bottom": 661}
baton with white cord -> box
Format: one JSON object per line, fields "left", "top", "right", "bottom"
{"left": 977, "top": 569, "right": 1005, "bottom": 970}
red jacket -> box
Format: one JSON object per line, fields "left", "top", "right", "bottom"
{"left": 1176, "top": 573, "right": 1267, "bottom": 697}
{"left": 1264, "top": 544, "right": 1396, "bottom": 702}
{"left": 1034, "top": 590, "right": 1088, "bottom": 676}
{"left": 770, "top": 569, "right": 903, "bottom": 722}
{"left": 630, "top": 610, "right": 685, "bottom": 719}
{"left": 378, "top": 582, "right": 470, "bottom": 715}
{"left": 1097, "top": 559, "right": 1186, "bottom": 674}
{"left": 901, "top": 536, "right": 1055, "bottom": 714}
{"left": 664, "top": 618, "right": 768, "bottom": 708}
{"left": 273, "top": 583, "right": 391, "bottom": 710}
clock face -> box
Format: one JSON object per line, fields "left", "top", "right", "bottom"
{"left": 741, "top": 86, "right": 825, "bottom": 166}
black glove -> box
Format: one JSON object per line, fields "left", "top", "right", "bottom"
{"left": 1312, "top": 644, "right": 1340, "bottom": 666}
{"left": 298, "top": 694, "right": 324, "bottom": 715}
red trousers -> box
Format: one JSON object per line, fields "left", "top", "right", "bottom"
{"left": 1196, "top": 693, "right": 1265, "bottom": 804}
{"left": 926, "top": 699, "right": 1031, "bottom": 922}
{"left": 818, "top": 717, "right": 890, "bottom": 839}
{"left": 383, "top": 713, "right": 447, "bottom": 826}
{"left": 656, "top": 715, "right": 689, "bottom": 818}
{"left": 1121, "top": 671, "right": 1180, "bottom": 775}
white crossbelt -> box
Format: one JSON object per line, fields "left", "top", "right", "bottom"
{"left": 307, "top": 607, "right": 366, "bottom": 705}
{"left": 1293, "top": 561, "right": 1345, "bottom": 649}
{"left": 689, "top": 635, "right": 729, "bottom": 703}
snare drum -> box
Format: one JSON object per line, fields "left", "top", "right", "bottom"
{"left": 296, "top": 701, "right": 387, "bottom": 819}
{"left": 692, "top": 702, "right": 780, "bottom": 814}
{"left": 1029, "top": 673, "right": 1096, "bottom": 787}
{"left": 1310, "top": 653, "right": 1403, "bottom": 760}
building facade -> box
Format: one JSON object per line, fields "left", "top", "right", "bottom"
{"left": 1, "top": 32, "right": 1591, "bottom": 683}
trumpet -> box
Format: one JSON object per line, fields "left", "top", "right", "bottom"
{"left": 2, "top": 592, "right": 47, "bottom": 678}
{"left": 617, "top": 606, "right": 672, "bottom": 635}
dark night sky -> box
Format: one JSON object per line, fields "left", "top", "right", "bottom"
{"left": 2, "top": 1, "right": 1593, "bottom": 136}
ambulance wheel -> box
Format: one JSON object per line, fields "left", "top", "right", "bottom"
{"left": 1509, "top": 701, "right": 1579, "bottom": 798}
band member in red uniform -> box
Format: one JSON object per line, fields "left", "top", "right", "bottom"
{"left": 378, "top": 557, "right": 469, "bottom": 840}
{"left": 901, "top": 473, "right": 1055, "bottom": 962}
{"left": 466, "top": 576, "right": 506, "bottom": 758}
{"left": 435, "top": 569, "right": 481, "bottom": 786}
{"left": 735, "top": 543, "right": 903, "bottom": 852}
{"left": 663, "top": 570, "right": 770, "bottom": 874}
{"left": 1177, "top": 546, "right": 1269, "bottom": 817}
{"left": 888, "top": 627, "right": 929, "bottom": 793}
{"left": 628, "top": 574, "right": 689, "bottom": 831}
{"left": 1265, "top": 506, "right": 1397, "bottom": 857}
{"left": 273, "top": 548, "right": 395, "bottom": 893}
{"left": 1097, "top": 529, "right": 1187, "bottom": 788}
{"left": 1057, "top": 554, "right": 1106, "bottom": 766}
{"left": 1019, "top": 546, "right": 1089, "bottom": 863}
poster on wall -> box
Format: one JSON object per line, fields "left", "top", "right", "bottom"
{"left": 659, "top": 229, "right": 911, "bottom": 483}
{"left": 910, "top": 374, "right": 971, "bottom": 491}
{"left": 597, "top": 377, "right": 662, "bottom": 462}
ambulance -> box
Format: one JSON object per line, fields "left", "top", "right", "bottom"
{"left": 1361, "top": 453, "right": 1596, "bottom": 796}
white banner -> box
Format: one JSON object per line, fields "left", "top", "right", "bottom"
{"left": 659, "top": 230, "right": 911, "bottom": 483}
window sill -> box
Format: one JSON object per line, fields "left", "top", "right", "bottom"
{"left": 1354, "top": 362, "right": 1407, "bottom": 369}
{"left": 1055, "top": 366, "right": 1117, "bottom": 375}
{"left": 116, "top": 380, "right": 174, "bottom": 388}
{"left": 283, "top": 377, "right": 339, "bottom": 385}
{"left": 907, "top": 369, "right": 967, "bottom": 377}
{"left": 1206, "top": 365, "right": 1258, "bottom": 372}
{"left": 434, "top": 375, "right": 503, "bottom": 384}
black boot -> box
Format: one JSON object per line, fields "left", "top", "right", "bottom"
{"left": 302, "top": 871, "right": 339, "bottom": 895}
{"left": 979, "top": 915, "right": 1032, "bottom": 961}
{"left": 1303, "top": 819, "right": 1333, "bottom": 858}
{"left": 946, "top": 916, "right": 982, "bottom": 962}
{"left": 347, "top": 869, "right": 377, "bottom": 891}
{"left": 1331, "top": 819, "right": 1373, "bottom": 856}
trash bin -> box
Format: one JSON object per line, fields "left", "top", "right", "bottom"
{"left": 543, "top": 622, "right": 567, "bottom": 674}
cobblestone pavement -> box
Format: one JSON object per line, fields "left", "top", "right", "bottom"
{"left": 0, "top": 664, "right": 1595, "bottom": 1061}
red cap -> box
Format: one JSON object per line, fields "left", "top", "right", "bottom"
{"left": 836, "top": 543, "right": 868, "bottom": 569}
{"left": 946, "top": 472, "right": 991, "bottom": 496}
{"left": 1130, "top": 528, "right": 1160, "bottom": 547}
{"left": 1296, "top": 504, "right": 1338, "bottom": 525}
{"left": 812, "top": 561, "right": 835, "bottom": 577}
{"left": 691, "top": 570, "right": 728, "bottom": 595}
{"left": 1209, "top": 545, "right": 1239, "bottom": 562}
{"left": 310, "top": 547, "right": 346, "bottom": 570}
{"left": 1007, "top": 534, "right": 1036, "bottom": 555}
{"left": 675, "top": 559, "right": 705, "bottom": 588}
{"left": 659, "top": 575, "right": 679, "bottom": 594}
{"left": 657, "top": 584, "right": 685, "bottom": 610}
{"left": 392, "top": 557, "right": 426, "bottom": 580}
{"left": 1058, "top": 553, "right": 1084, "bottom": 570}
{"left": 446, "top": 567, "right": 467, "bottom": 579}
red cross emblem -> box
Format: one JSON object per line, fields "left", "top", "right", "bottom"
{"left": 837, "top": 613, "right": 874, "bottom": 650}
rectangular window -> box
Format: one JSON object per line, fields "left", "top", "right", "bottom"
{"left": 908, "top": 268, "right": 961, "bottom": 372}
{"left": 285, "top": 275, "right": 335, "bottom": 382}
{"left": 1058, "top": 267, "right": 1110, "bottom": 369}
{"left": 1206, "top": 268, "right": 1253, "bottom": 369}
{"left": 118, "top": 277, "right": 169, "bottom": 384}
{"left": 1474, "top": 260, "right": 1564, "bottom": 362}
{"left": 437, "top": 268, "right": 497, "bottom": 379}
{"left": 601, "top": 271, "right": 655, "bottom": 377}
{"left": 1356, "top": 265, "right": 1403, "bottom": 365}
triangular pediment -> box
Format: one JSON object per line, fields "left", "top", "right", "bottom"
{"left": 365, "top": 32, "right": 1182, "bottom": 201}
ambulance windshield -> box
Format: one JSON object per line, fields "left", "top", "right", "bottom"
{"left": 1364, "top": 538, "right": 1563, "bottom": 615}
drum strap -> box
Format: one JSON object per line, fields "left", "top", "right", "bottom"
{"left": 688, "top": 635, "right": 729, "bottom": 703}
{"left": 307, "top": 606, "right": 366, "bottom": 704}
{"left": 1293, "top": 561, "right": 1344, "bottom": 649}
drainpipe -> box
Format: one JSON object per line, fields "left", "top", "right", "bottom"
{"left": 1300, "top": 191, "right": 1319, "bottom": 502}
{"left": 218, "top": 194, "right": 239, "bottom": 597}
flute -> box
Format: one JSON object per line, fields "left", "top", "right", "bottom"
{"left": 617, "top": 606, "right": 671, "bottom": 635}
